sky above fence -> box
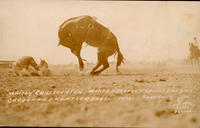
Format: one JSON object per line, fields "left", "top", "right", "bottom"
{"left": 0, "top": 1, "right": 200, "bottom": 64}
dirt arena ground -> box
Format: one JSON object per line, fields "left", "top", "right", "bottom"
{"left": 0, "top": 61, "right": 200, "bottom": 127}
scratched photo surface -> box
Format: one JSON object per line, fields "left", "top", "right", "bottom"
{"left": 0, "top": 1, "right": 200, "bottom": 127}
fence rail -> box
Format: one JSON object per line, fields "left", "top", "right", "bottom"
{"left": 0, "top": 60, "right": 16, "bottom": 68}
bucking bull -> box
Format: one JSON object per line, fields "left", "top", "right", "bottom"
{"left": 12, "top": 56, "right": 51, "bottom": 76}
{"left": 58, "top": 15, "right": 124, "bottom": 75}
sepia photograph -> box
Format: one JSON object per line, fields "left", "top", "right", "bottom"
{"left": 0, "top": 0, "right": 200, "bottom": 127}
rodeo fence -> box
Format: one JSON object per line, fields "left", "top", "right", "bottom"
{"left": 0, "top": 60, "right": 15, "bottom": 68}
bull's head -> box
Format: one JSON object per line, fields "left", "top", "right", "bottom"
{"left": 58, "top": 15, "right": 95, "bottom": 48}
{"left": 58, "top": 28, "right": 74, "bottom": 48}
{"left": 58, "top": 34, "right": 72, "bottom": 47}
{"left": 58, "top": 15, "right": 96, "bottom": 57}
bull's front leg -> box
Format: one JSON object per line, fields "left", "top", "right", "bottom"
{"left": 71, "top": 49, "right": 84, "bottom": 71}
{"left": 77, "top": 56, "right": 84, "bottom": 71}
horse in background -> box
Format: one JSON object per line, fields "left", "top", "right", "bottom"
{"left": 188, "top": 42, "right": 200, "bottom": 67}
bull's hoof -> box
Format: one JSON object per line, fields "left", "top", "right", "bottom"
{"left": 116, "top": 71, "right": 122, "bottom": 75}
{"left": 90, "top": 71, "right": 99, "bottom": 76}
{"left": 79, "top": 67, "right": 84, "bottom": 71}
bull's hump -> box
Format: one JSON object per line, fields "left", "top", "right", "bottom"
{"left": 60, "top": 15, "right": 92, "bottom": 29}
{"left": 20, "top": 56, "right": 33, "bottom": 60}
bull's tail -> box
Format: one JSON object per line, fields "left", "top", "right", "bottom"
{"left": 116, "top": 47, "right": 124, "bottom": 72}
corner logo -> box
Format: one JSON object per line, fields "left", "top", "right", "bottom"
{"left": 172, "top": 95, "right": 195, "bottom": 114}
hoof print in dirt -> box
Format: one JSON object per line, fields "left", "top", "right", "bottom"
{"left": 190, "top": 116, "right": 198, "bottom": 123}
{"left": 112, "top": 82, "right": 116, "bottom": 85}
{"left": 135, "top": 79, "right": 145, "bottom": 83}
{"left": 52, "top": 86, "right": 56, "bottom": 89}
{"left": 155, "top": 109, "right": 174, "bottom": 118}
{"left": 159, "top": 78, "right": 167, "bottom": 82}
{"left": 165, "top": 98, "right": 171, "bottom": 102}
{"left": 64, "top": 73, "right": 70, "bottom": 76}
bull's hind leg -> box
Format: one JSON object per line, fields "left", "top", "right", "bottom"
{"left": 93, "top": 57, "right": 109, "bottom": 74}
{"left": 90, "top": 51, "right": 103, "bottom": 75}
{"left": 90, "top": 62, "right": 102, "bottom": 75}
{"left": 91, "top": 51, "right": 110, "bottom": 75}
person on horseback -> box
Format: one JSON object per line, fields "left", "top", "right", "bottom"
{"left": 188, "top": 38, "right": 200, "bottom": 67}
{"left": 193, "top": 36, "right": 199, "bottom": 48}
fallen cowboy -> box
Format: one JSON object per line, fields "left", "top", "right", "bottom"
{"left": 12, "top": 56, "right": 51, "bottom": 76}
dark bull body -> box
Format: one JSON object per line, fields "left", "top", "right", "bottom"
{"left": 58, "top": 15, "right": 124, "bottom": 75}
